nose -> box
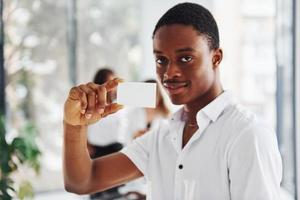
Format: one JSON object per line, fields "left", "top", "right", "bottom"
{"left": 163, "top": 62, "right": 181, "bottom": 80}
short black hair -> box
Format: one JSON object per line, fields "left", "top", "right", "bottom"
{"left": 153, "top": 2, "right": 219, "bottom": 50}
{"left": 93, "top": 68, "right": 114, "bottom": 85}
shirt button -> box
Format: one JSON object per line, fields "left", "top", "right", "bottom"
{"left": 178, "top": 164, "right": 183, "bottom": 169}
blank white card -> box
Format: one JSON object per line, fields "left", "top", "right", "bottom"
{"left": 117, "top": 82, "right": 157, "bottom": 108}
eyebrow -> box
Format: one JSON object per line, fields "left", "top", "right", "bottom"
{"left": 153, "top": 47, "right": 196, "bottom": 54}
{"left": 153, "top": 49, "right": 163, "bottom": 54}
{"left": 175, "top": 47, "right": 195, "bottom": 53}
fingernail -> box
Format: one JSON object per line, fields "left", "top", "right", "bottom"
{"left": 98, "top": 108, "right": 104, "bottom": 114}
{"left": 85, "top": 113, "right": 92, "bottom": 119}
{"left": 81, "top": 109, "right": 86, "bottom": 114}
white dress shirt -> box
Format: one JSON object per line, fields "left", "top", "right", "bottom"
{"left": 87, "top": 111, "right": 125, "bottom": 146}
{"left": 121, "top": 91, "right": 282, "bottom": 200}
{"left": 120, "top": 107, "right": 163, "bottom": 144}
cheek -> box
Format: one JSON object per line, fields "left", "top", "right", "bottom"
{"left": 156, "top": 67, "right": 164, "bottom": 79}
{"left": 189, "top": 66, "right": 215, "bottom": 87}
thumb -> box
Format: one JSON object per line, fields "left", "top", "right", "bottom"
{"left": 102, "top": 103, "right": 124, "bottom": 118}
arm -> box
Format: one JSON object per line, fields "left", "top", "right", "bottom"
{"left": 86, "top": 141, "right": 96, "bottom": 158}
{"left": 63, "top": 79, "right": 143, "bottom": 194}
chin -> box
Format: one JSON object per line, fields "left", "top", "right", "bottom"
{"left": 169, "top": 95, "right": 188, "bottom": 105}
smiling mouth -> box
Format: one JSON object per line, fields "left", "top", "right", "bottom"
{"left": 163, "top": 81, "right": 189, "bottom": 94}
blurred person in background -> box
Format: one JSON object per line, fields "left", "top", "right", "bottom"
{"left": 87, "top": 73, "right": 170, "bottom": 200}
{"left": 120, "top": 79, "right": 170, "bottom": 200}
{"left": 86, "top": 68, "right": 124, "bottom": 200}
{"left": 123, "top": 79, "right": 170, "bottom": 142}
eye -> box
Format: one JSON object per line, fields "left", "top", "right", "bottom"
{"left": 156, "top": 56, "right": 168, "bottom": 65}
{"left": 180, "top": 56, "right": 193, "bottom": 63}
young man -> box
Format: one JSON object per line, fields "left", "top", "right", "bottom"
{"left": 63, "top": 3, "right": 282, "bottom": 200}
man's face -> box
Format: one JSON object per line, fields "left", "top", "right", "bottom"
{"left": 153, "top": 24, "right": 220, "bottom": 105}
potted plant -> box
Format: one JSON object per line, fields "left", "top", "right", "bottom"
{"left": 0, "top": 115, "right": 41, "bottom": 200}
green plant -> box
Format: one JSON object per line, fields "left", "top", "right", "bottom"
{"left": 0, "top": 115, "right": 41, "bottom": 200}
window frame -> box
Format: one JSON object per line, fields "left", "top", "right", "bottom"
{"left": 0, "top": 0, "right": 5, "bottom": 115}
{"left": 295, "top": 0, "right": 300, "bottom": 197}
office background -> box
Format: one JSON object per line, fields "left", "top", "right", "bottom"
{"left": 0, "top": 0, "right": 299, "bottom": 199}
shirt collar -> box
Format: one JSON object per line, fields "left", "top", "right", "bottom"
{"left": 199, "top": 90, "right": 235, "bottom": 123}
{"left": 169, "top": 90, "right": 235, "bottom": 124}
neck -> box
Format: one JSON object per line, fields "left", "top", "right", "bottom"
{"left": 184, "top": 82, "right": 223, "bottom": 124}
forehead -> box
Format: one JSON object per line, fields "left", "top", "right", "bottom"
{"left": 153, "top": 24, "right": 209, "bottom": 53}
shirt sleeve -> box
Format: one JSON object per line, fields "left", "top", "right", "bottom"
{"left": 228, "top": 122, "right": 282, "bottom": 200}
{"left": 120, "top": 129, "right": 155, "bottom": 178}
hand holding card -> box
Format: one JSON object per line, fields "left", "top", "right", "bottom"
{"left": 117, "top": 82, "right": 157, "bottom": 108}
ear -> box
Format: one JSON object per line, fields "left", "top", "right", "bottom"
{"left": 212, "top": 48, "right": 223, "bottom": 69}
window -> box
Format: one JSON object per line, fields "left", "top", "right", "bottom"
{"left": 1, "top": 0, "right": 298, "bottom": 198}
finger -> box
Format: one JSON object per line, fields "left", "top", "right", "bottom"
{"left": 77, "top": 87, "right": 88, "bottom": 114}
{"left": 68, "top": 86, "right": 87, "bottom": 114}
{"left": 104, "top": 78, "right": 123, "bottom": 92}
{"left": 86, "top": 82, "right": 111, "bottom": 115}
{"left": 102, "top": 103, "right": 124, "bottom": 118}
{"left": 96, "top": 85, "right": 107, "bottom": 115}
{"left": 68, "top": 86, "right": 80, "bottom": 101}
{"left": 86, "top": 82, "right": 104, "bottom": 114}
{"left": 79, "top": 84, "right": 97, "bottom": 119}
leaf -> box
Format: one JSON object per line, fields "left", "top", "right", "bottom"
{"left": 17, "top": 181, "right": 34, "bottom": 200}
{"left": 0, "top": 177, "right": 14, "bottom": 200}
{"left": 0, "top": 114, "right": 41, "bottom": 199}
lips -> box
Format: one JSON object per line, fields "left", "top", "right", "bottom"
{"left": 163, "top": 81, "right": 189, "bottom": 94}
